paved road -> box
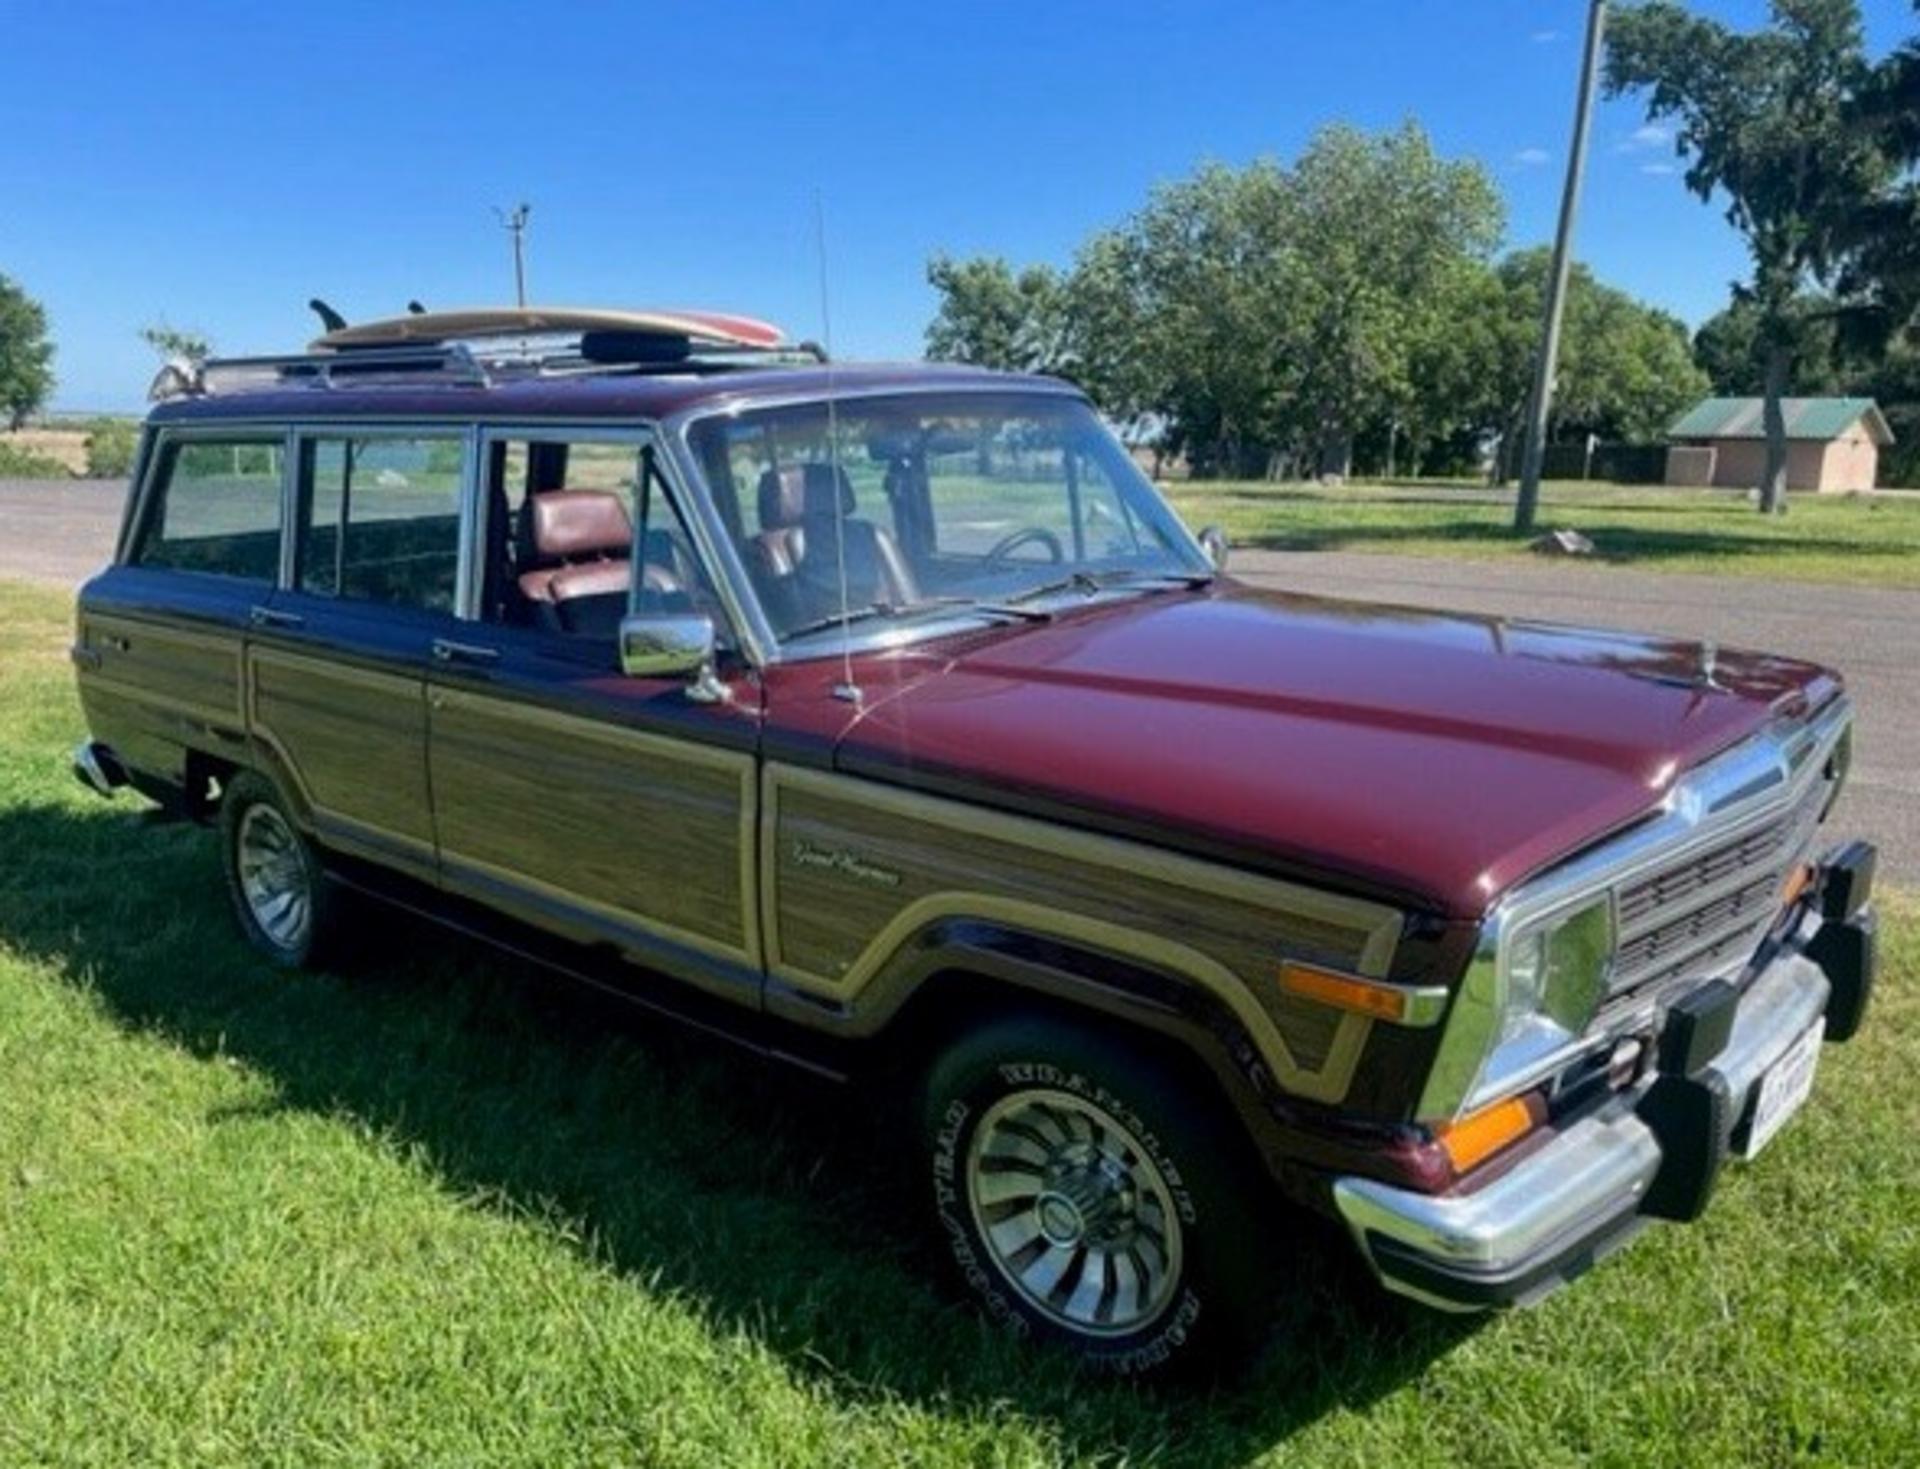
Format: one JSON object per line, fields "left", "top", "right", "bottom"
{"left": 2, "top": 477, "right": 1910, "bottom": 883}
{"left": 0, "top": 477, "right": 124, "bottom": 586}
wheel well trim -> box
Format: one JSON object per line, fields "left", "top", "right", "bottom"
{"left": 769, "top": 897, "right": 1373, "bottom": 1105}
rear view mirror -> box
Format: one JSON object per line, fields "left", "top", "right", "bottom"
{"left": 1197, "top": 525, "right": 1230, "bottom": 570}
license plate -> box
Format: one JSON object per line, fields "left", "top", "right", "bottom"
{"left": 1739, "top": 1021, "right": 1824, "bottom": 1158}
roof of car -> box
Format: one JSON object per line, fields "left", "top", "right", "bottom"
{"left": 147, "top": 361, "right": 1080, "bottom": 426}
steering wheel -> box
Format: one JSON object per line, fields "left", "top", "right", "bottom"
{"left": 982, "top": 526, "right": 1066, "bottom": 571}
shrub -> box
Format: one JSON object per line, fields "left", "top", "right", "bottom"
{"left": 84, "top": 421, "right": 140, "bottom": 479}
{"left": 0, "top": 441, "right": 69, "bottom": 478}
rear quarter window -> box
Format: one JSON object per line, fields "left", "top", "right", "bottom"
{"left": 131, "top": 438, "right": 285, "bottom": 582}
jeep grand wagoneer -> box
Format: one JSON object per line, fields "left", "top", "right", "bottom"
{"left": 71, "top": 308, "right": 1877, "bottom": 1375}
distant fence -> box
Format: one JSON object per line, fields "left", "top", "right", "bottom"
{"left": 1538, "top": 442, "right": 1668, "bottom": 484}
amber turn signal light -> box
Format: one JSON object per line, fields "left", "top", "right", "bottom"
{"left": 1779, "top": 862, "right": 1815, "bottom": 909}
{"left": 1277, "top": 962, "right": 1413, "bottom": 1023}
{"left": 1435, "top": 1095, "right": 1540, "bottom": 1175}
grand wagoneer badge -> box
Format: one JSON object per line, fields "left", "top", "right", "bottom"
{"left": 790, "top": 839, "right": 902, "bottom": 889}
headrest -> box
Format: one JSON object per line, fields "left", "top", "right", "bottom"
{"left": 527, "top": 489, "right": 631, "bottom": 561}
{"left": 757, "top": 463, "right": 854, "bottom": 529}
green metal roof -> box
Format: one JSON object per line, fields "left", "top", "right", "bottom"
{"left": 1668, "top": 397, "right": 1894, "bottom": 445}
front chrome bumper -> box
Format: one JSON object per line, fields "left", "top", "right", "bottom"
{"left": 1333, "top": 915, "right": 1868, "bottom": 1311}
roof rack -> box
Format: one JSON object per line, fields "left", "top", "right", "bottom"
{"left": 148, "top": 334, "right": 830, "bottom": 403}
{"left": 172, "top": 344, "right": 491, "bottom": 399}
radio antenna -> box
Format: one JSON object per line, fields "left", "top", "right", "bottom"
{"left": 816, "top": 191, "right": 861, "bottom": 705}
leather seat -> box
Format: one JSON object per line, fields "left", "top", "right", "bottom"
{"left": 518, "top": 489, "right": 632, "bottom": 602}
{"left": 517, "top": 489, "right": 677, "bottom": 635}
{"left": 750, "top": 464, "right": 917, "bottom": 621}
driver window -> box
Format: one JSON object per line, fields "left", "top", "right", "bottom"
{"left": 478, "top": 437, "right": 718, "bottom": 642}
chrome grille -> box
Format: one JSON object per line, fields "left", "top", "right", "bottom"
{"left": 1608, "top": 746, "right": 1834, "bottom": 999}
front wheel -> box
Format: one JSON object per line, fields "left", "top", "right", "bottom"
{"left": 921, "top": 1014, "right": 1274, "bottom": 1377}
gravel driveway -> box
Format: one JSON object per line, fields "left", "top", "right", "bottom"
{"left": 2, "top": 477, "right": 1909, "bottom": 882}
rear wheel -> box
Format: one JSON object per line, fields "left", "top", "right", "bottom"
{"left": 219, "top": 771, "right": 341, "bottom": 968}
{"left": 922, "top": 1013, "right": 1274, "bottom": 1377}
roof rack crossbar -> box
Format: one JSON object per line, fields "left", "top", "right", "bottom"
{"left": 194, "top": 343, "right": 491, "bottom": 396}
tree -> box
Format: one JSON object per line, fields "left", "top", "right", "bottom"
{"left": 1604, "top": 0, "right": 1889, "bottom": 512}
{"left": 1043, "top": 124, "right": 1502, "bottom": 478}
{"left": 1832, "top": 3, "right": 1920, "bottom": 344}
{"left": 1692, "top": 293, "right": 1846, "bottom": 395}
{"left": 139, "top": 323, "right": 212, "bottom": 366}
{"left": 1413, "top": 248, "right": 1707, "bottom": 482}
{"left": 922, "top": 123, "right": 1693, "bottom": 483}
{"left": 0, "top": 274, "right": 55, "bottom": 429}
{"left": 1273, "top": 123, "right": 1504, "bottom": 477}
{"left": 925, "top": 256, "right": 1071, "bottom": 376}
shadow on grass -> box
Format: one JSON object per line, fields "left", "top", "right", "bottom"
{"left": 0, "top": 799, "right": 1475, "bottom": 1464}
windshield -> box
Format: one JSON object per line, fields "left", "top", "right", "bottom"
{"left": 686, "top": 392, "right": 1208, "bottom": 647}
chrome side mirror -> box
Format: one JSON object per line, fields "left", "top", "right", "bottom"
{"left": 620, "top": 611, "right": 716, "bottom": 681}
{"left": 1197, "top": 524, "right": 1230, "bottom": 571}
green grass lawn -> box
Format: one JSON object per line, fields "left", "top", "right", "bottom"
{"left": 1, "top": 577, "right": 1914, "bottom": 1466}
{"left": 1163, "top": 480, "right": 1920, "bottom": 588}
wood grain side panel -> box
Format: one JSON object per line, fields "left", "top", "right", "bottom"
{"left": 765, "top": 765, "right": 1403, "bottom": 1100}
{"left": 249, "top": 649, "right": 433, "bottom": 848}
{"left": 80, "top": 613, "right": 243, "bottom": 730}
{"left": 428, "top": 689, "right": 755, "bottom": 962}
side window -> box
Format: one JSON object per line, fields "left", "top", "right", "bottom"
{"left": 298, "top": 436, "right": 465, "bottom": 612}
{"left": 131, "top": 438, "right": 284, "bottom": 581}
{"left": 481, "top": 437, "right": 722, "bottom": 641}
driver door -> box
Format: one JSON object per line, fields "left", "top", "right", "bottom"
{"left": 424, "top": 429, "right": 764, "bottom": 1006}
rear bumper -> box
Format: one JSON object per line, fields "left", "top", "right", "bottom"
{"left": 1333, "top": 869, "right": 1876, "bottom": 1311}
{"left": 71, "top": 740, "right": 127, "bottom": 798}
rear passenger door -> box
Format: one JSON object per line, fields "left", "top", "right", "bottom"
{"left": 245, "top": 428, "right": 472, "bottom": 883}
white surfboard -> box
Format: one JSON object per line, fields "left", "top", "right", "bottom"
{"left": 313, "top": 306, "right": 789, "bottom": 352}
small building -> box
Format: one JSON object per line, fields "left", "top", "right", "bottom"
{"left": 1665, "top": 397, "right": 1894, "bottom": 493}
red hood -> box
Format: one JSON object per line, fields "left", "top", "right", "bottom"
{"left": 829, "top": 584, "right": 1840, "bottom": 917}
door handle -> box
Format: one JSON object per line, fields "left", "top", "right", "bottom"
{"left": 249, "top": 605, "right": 304, "bottom": 630}
{"left": 432, "top": 638, "right": 500, "bottom": 665}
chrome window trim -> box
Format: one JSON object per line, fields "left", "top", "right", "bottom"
{"left": 1417, "top": 694, "right": 1855, "bottom": 1122}
{"left": 283, "top": 423, "right": 475, "bottom": 611}
{"left": 661, "top": 380, "right": 1209, "bottom": 667}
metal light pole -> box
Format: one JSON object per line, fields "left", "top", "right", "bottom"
{"left": 494, "top": 202, "right": 531, "bottom": 307}
{"left": 1515, "top": 0, "right": 1606, "bottom": 533}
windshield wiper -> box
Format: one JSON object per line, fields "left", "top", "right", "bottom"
{"left": 781, "top": 595, "right": 1024, "bottom": 643}
{"left": 998, "top": 570, "right": 1107, "bottom": 606}
{"left": 779, "top": 601, "right": 919, "bottom": 642}
{"left": 997, "top": 567, "right": 1212, "bottom": 609}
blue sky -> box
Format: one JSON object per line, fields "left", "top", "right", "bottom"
{"left": 4, "top": 0, "right": 1914, "bottom": 411}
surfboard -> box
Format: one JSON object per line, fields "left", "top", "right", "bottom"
{"left": 312, "top": 306, "right": 789, "bottom": 352}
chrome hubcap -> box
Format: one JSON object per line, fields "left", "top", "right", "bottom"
{"left": 236, "top": 804, "right": 310, "bottom": 951}
{"left": 966, "top": 1088, "right": 1183, "bottom": 1335}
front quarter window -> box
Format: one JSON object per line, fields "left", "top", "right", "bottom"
{"left": 687, "top": 392, "right": 1207, "bottom": 648}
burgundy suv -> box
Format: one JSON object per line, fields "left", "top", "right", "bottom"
{"left": 70, "top": 310, "right": 1877, "bottom": 1376}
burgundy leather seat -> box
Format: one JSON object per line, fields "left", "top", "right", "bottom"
{"left": 750, "top": 464, "right": 917, "bottom": 620}
{"left": 518, "top": 489, "right": 632, "bottom": 603}
{"left": 516, "top": 489, "right": 678, "bottom": 634}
